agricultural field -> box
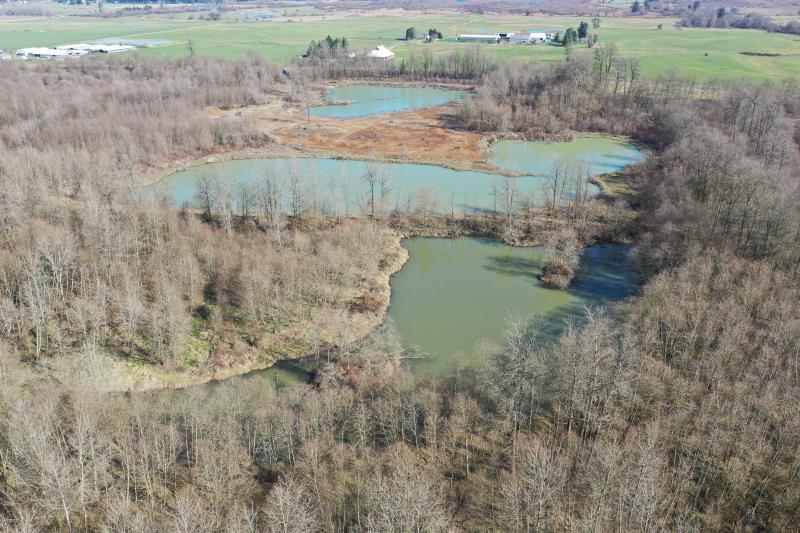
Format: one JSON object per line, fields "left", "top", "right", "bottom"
{"left": 1, "top": 10, "right": 800, "bottom": 80}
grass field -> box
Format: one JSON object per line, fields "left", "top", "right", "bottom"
{"left": 1, "top": 11, "right": 799, "bottom": 81}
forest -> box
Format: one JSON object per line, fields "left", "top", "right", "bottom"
{"left": 0, "top": 43, "right": 799, "bottom": 531}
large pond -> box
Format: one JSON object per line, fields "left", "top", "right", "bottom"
{"left": 150, "top": 138, "right": 642, "bottom": 215}
{"left": 233, "top": 238, "right": 636, "bottom": 386}
{"left": 309, "top": 85, "right": 466, "bottom": 118}
{"left": 492, "top": 138, "right": 644, "bottom": 177}
{"left": 388, "top": 238, "right": 637, "bottom": 375}
{"left": 150, "top": 158, "right": 552, "bottom": 215}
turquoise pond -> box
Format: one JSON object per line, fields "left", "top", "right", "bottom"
{"left": 492, "top": 138, "right": 644, "bottom": 177}
{"left": 309, "top": 85, "right": 466, "bottom": 118}
{"left": 148, "top": 138, "right": 642, "bottom": 214}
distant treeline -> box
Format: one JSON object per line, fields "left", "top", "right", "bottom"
{"left": 296, "top": 45, "right": 498, "bottom": 81}
{"left": 681, "top": 8, "right": 800, "bottom": 35}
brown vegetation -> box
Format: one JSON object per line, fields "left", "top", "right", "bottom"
{"left": 255, "top": 102, "right": 494, "bottom": 171}
{"left": 0, "top": 56, "right": 412, "bottom": 391}
{"left": 1, "top": 40, "right": 800, "bottom": 532}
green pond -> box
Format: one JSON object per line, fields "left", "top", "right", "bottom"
{"left": 492, "top": 138, "right": 644, "bottom": 177}
{"left": 388, "top": 238, "right": 636, "bottom": 375}
{"left": 228, "top": 238, "right": 636, "bottom": 387}
{"left": 150, "top": 138, "right": 641, "bottom": 214}
{"left": 309, "top": 85, "right": 466, "bottom": 118}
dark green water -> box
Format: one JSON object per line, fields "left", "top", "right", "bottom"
{"left": 309, "top": 85, "right": 466, "bottom": 118}
{"left": 387, "top": 238, "right": 637, "bottom": 375}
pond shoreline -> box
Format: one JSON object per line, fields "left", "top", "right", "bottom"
{"left": 120, "top": 84, "right": 646, "bottom": 392}
{"left": 141, "top": 131, "right": 644, "bottom": 202}
{"left": 155, "top": 236, "right": 639, "bottom": 391}
{"left": 98, "top": 229, "right": 409, "bottom": 393}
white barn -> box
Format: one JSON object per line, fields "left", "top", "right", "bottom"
{"left": 57, "top": 43, "right": 95, "bottom": 52}
{"left": 84, "top": 44, "right": 137, "bottom": 54}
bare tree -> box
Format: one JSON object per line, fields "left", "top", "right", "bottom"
{"left": 264, "top": 478, "right": 317, "bottom": 533}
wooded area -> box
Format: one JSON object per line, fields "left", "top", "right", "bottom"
{"left": 0, "top": 46, "right": 799, "bottom": 531}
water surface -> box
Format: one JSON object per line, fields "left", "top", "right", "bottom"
{"left": 150, "top": 157, "right": 604, "bottom": 215}
{"left": 310, "top": 85, "right": 466, "bottom": 118}
{"left": 388, "top": 238, "right": 636, "bottom": 375}
{"left": 492, "top": 137, "right": 643, "bottom": 176}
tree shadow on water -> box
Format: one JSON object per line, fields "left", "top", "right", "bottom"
{"left": 483, "top": 255, "right": 541, "bottom": 281}
{"left": 568, "top": 244, "right": 640, "bottom": 304}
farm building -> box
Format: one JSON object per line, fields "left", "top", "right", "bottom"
{"left": 367, "top": 45, "right": 395, "bottom": 60}
{"left": 508, "top": 33, "right": 530, "bottom": 44}
{"left": 84, "top": 44, "right": 137, "bottom": 54}
{"left": 16, "top": 42, "right": 137, "bottom": 60}
{"left": 457, "top": 34, "right": 500, "bottom": 43}
{"left": 16, "top": 48, "right": 78, "bottom": 60}
{"left": 56, "top": 43, "right": 94, "bottom": 52}
{"left": 526, "top": 30, "right": 556, "bottom": 43}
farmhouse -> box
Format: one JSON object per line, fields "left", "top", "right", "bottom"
{"left": 457, "top": 34, "right": 500, "bottom": 43}
{"left": 367, "top": 45, "right": 395, "bottom": 61}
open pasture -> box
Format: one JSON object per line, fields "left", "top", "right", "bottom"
{"left": 1, "top": 11, "right": 799, "bottom": 80}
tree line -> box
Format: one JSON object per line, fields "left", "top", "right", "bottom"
{"left": 681, "top": 7, "right": 800, "bottom": 35}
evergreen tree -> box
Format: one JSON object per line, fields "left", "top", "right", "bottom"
{"left": 578, "top": 21, "right": 589, "bottom": 39}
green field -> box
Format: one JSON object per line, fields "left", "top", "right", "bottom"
{"left": 1, "top": 12, "right": 799, "bottom": 81}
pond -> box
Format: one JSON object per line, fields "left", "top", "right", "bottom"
{"left": 149, "top": 157, "right": 558, "bottom": 215}
{"left": 228, "top": 238, "right": 636, "bottom": 387}
{"left": 149, "top": 138, "right": 640, "bottom": 216}
{"left": 491, "top": 137, "right": 644, "bottom": 177}
{"left": 309, "top": 85, "right": 466, "bottom": 118}
{"left": 387, "top": 238, "right": 637, "bottom": 375}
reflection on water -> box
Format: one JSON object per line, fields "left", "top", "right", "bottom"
{"left": 147, "top": 144, "right": 642, "bottom": 216}
{"left": 388, "top": 238, "right": 637, "bottom": 376}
